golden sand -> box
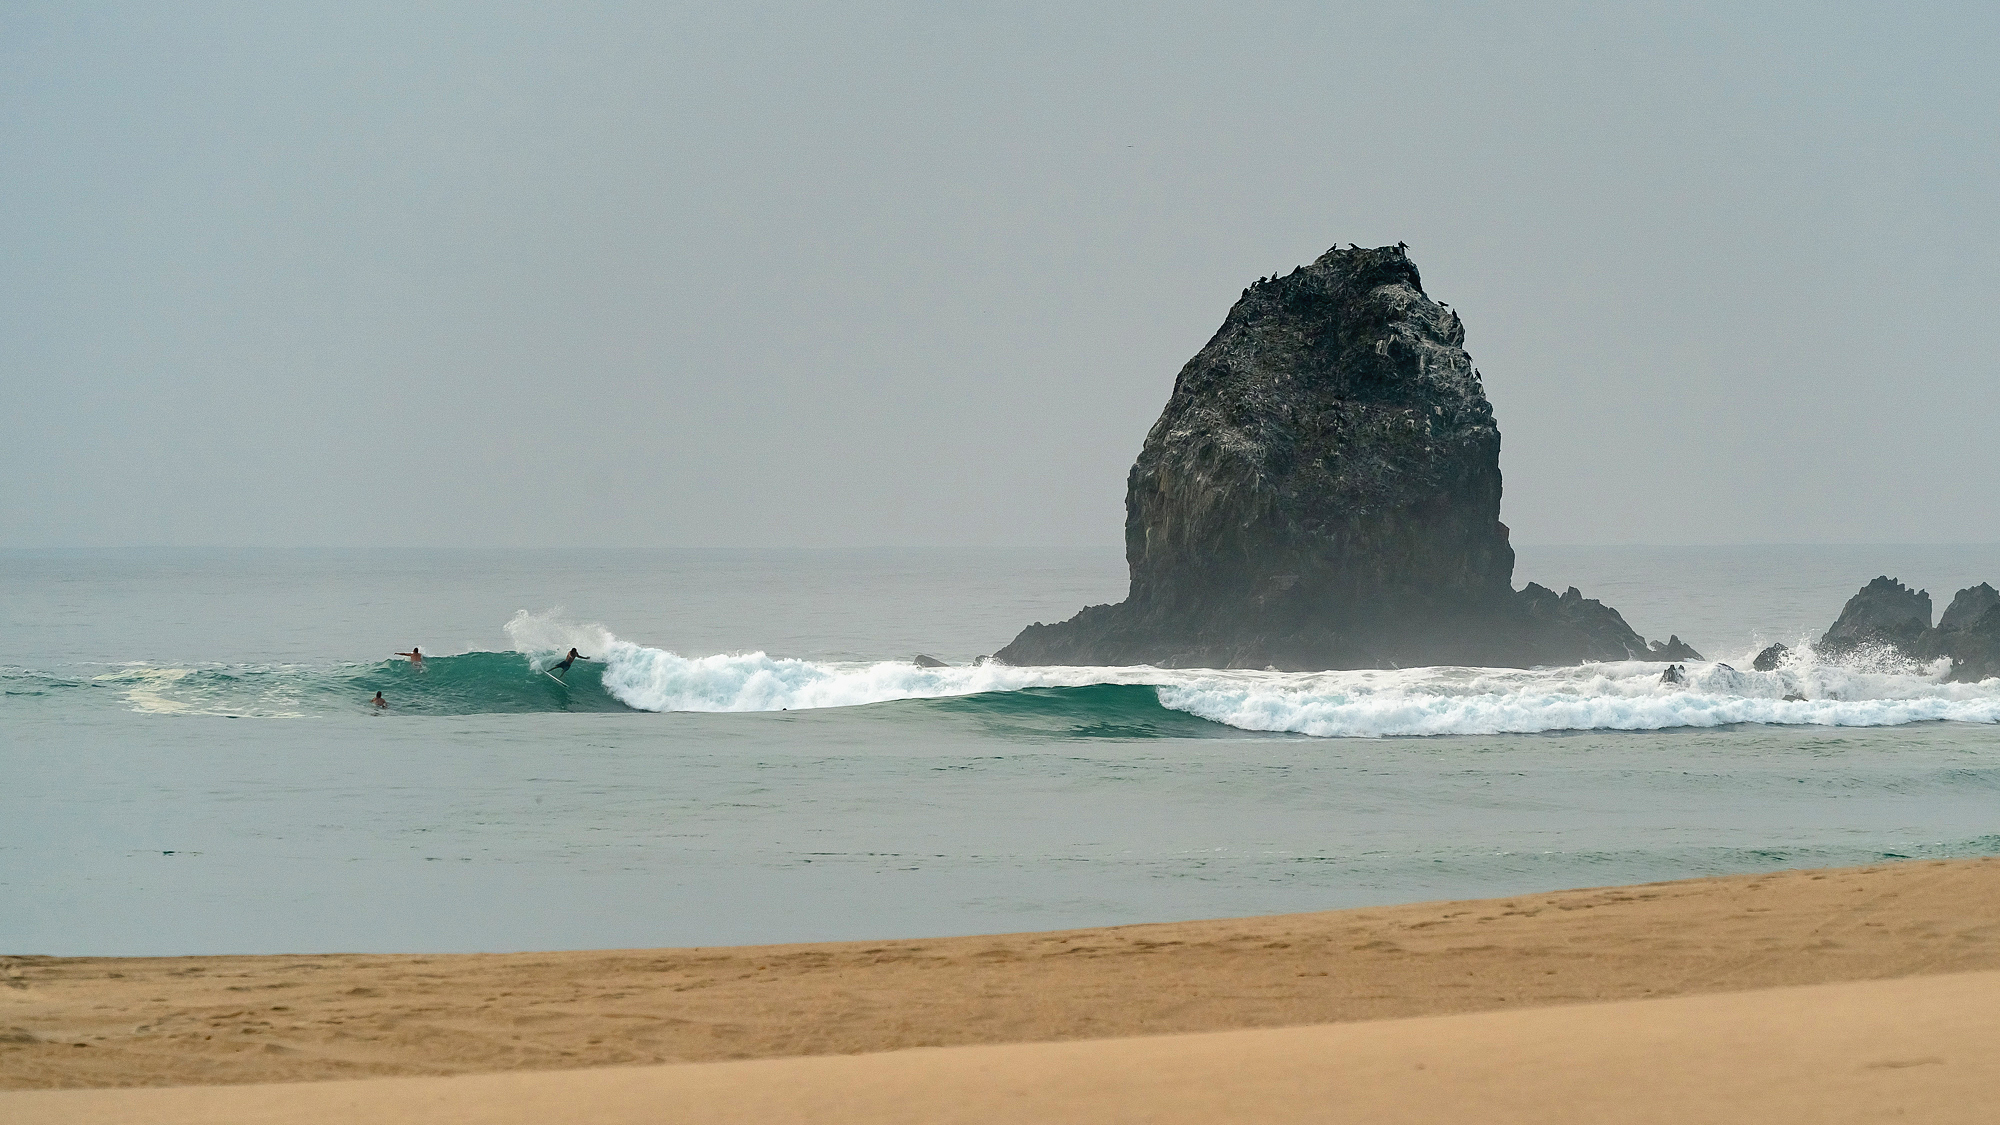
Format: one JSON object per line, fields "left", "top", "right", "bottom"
{"left": 10, "top": 969, "right": 1996, "bottom": 1124}
{"left": 5, "top": 856, "right": 1997, "bottom": 1095}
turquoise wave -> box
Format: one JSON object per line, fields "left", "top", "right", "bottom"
{"left": 920, "top": 684, "right": 1249, "bottom": 740}
{"left": 25, "top": 657, "right": 1247, "bottom": 734}
{"left": 343, "top": 653, "right": 628, "bottom": 714}
{"left": 67, "top": 653, "right": 630, "bottom": 717}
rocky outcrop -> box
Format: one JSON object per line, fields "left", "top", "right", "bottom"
{"left": 1817, "top": 577, "right": 1933, "bottom": 654}
{"left": 1939, "top": 583, "right": 2000, "bottom": 631}
{"left": 1515, "top": 584, "right": 1700, "bottom": 663}
{"left": 1752, "top": 643, "right": 1790, "bottom": 671}
{"left": 1815, "top": 578, "right": 2000, "bottom": 682}
{"left": 1918, "top": 585, "right": 2000, "bottom": 682}
{"left": 995, "top": 244, "right": 1697, "bottom": 670}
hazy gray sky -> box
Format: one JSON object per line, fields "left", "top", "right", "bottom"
{"left": 5, "top": 2, "right": 1995, "bottom": 550}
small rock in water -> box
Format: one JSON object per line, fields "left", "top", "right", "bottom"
{"left": 1753, "top": 643, "right": 1790, "bottom": 671}
{"left": 911, "top": 655, "right": 948, "bottom": 668}
{"left": 1784, "top": 693, "right": 1808, "bottom": 702}
{"left": 1641, "top": 635, "right": 1703, "bottom": 662}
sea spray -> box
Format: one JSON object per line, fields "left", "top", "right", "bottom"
{"left": 44, "top": 609, "right": 2000, "bottom": 732}
{"left": 508, "top": 610, "right": 2000, "bottom": 734}
{"left": 504, "top": 610, "right": 618, "bottom": 673}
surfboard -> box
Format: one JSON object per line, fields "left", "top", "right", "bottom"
{"left": 543, "top": 670, "right": 571, "bottom": 687}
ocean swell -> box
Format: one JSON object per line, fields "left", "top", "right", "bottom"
{"left": 61, "top": 612, "right": 2000, "bottom": 733}
{"left": 509, "top": 612, "right": 2000, "bottom": 736}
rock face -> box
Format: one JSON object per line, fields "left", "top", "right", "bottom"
{"left": 1939, "top": 583, "right": 2000, "bottom": 631}
{"left": 995, "top": 244, "right": 1697, "bottom": 670}
{"left": 1752, "top": 643, "right": 1790, "bottom": 672}
{"left": 1817, "top": 577, "right": 1934, "bottom": 654}
{"left": 1815, "top": 578, "right": 2000, "bottom": 682}
{"left": 1920, "top": 584, "right": 2000, "bottom": 682}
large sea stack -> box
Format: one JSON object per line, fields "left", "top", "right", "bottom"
{"left": 997, "top": 244, "right": 1697, "bottom": 670}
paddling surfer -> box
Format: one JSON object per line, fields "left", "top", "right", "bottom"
{"left": 552, "top": 647, "right": 589, "bottom": 676}
{"left": 394, "top": 647, "right": 423, "bottom": 666}
{"left": 371, "top": 691, "right": 388, "bottom": 710}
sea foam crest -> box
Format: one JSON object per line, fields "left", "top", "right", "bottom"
{"left": 595, "top": 644, "right": 1130, "bottom": 712}
{"left": 504, "top": 610, "right": 619, "bottom": 673}
{"left": 506, "top": 612, "right": 2000, "bottom": 735}
{"left": 1153, "top": 660, "right": 2000, "bottom": 737}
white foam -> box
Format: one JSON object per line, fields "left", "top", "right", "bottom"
{"left": 1153, "top": 660, "right": 2000, "bottom": 738}
{"left": 95, "top": 665, "right": 307, "bottom": 718}
{"left": 595, "top": 644, "right": 1152, "bottom": 711}
{"left": 504, "top": 610, "right": 620, "bottom": 673}
{"left": 506, "top": 611, "right": 2000, "bottom": 736}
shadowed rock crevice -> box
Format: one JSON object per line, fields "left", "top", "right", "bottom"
{"left": 997, "top": 244, "right": 1697, "bottom": 670}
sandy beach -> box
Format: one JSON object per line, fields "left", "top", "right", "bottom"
{"left": 9, "top": 968, "right": 1997, "bottom": 1124}
{"left": 5, "top": 854, "right": 2000, "bottom": 1119}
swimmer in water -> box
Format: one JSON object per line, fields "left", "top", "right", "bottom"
{"left": 371, "top": 691, "right": 387, "bottom": 709}
{"left": 394, "top": 647, "right": 423, "bottom": 665}
{"left": 552, "top": 647, "right": 588, "bottom": 676}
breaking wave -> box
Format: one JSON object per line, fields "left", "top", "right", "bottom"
{"left": 24, "top": 612, "right": 2000, "bottom": 735}
{"left": 501, "top": 612, "right": 2000, "bottom": 736}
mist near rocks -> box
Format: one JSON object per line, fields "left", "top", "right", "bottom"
{"left": 4, "top": 2, "right": 1996, "bottom": 550}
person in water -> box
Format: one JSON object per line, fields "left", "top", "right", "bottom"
{"left": 371, "top": 691, "right": 388, "bottom": 709}
{"left": 394, "top": 647, "right": 423, "bottom": 665}
{"left": 552, "top": 647, "right": 589, "bottom": 675}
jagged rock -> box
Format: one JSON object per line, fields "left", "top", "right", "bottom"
{"left": 1643, "top": 636, "right": 1703, "bottom": 662}
{"left": 1514, "top": 585, "right": 1700, "bottom": 663}
{"left": 1818, "top": 577, "right": 1933, "bottom": 654}
{"left": 1940, "top": 584, "right": 2000, "bottom": 632}
{"left": 995, "top": 244, "right": 1695, "bottom": 670}
{"left": 1813, "top": 578, "right": 2000, "bottom": 682}
{"left": 1942, "top": 605, "right": 2000, "bottom": 682}
{"left": 1752, "top": 643, "right": 1790, "bottom": 671}
{"left": 910, "top": 654, "right": 948, "bottom": 668}
{"left": 1919, "top": 587, "right": 2000, "bottom": 682}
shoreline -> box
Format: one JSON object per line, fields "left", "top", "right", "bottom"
{"left": 6, "top": 856, "right": 1999, "bottom": 1092}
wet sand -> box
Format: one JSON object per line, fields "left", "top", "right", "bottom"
{"left": 5, "top": 856, "right": 1997, "bottom": 1094}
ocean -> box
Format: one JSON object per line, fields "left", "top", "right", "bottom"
{"left": 5, "top": 544, "right": 1999, "bottom": 956}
